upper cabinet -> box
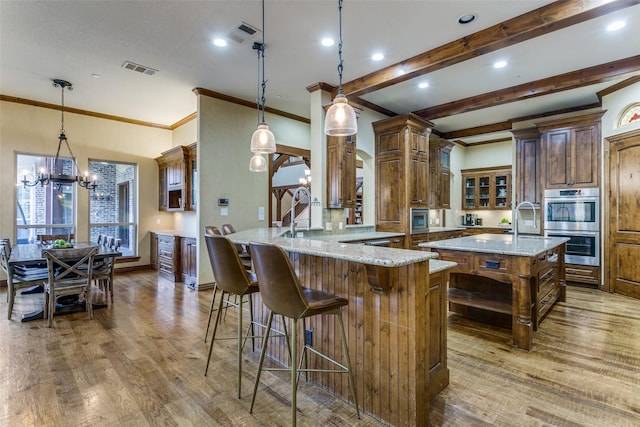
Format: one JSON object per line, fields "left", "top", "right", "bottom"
{"left": 429, "top": 136, "right": 453, "bottom": 209}
{"left": 461, "top": 166, "right": 512, "bottom": 210}
{"left": 326, "top": 134, "right": 356, "bottom": 208}
{"left": 155, "top": 145, "right": 194, "bottom": 212}
{"left": 538, "top": 112, "right": 604, "bottom": 190}
{"left": 373, "top": 114, "right": 433, "bottom": 233}
{"left": 512, "top": 128, "right": 541, "bottom": 207}
{"left": 188, "top": 142, "right": 197, "bottom": 211}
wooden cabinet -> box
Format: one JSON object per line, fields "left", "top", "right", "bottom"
{"left": 188, "top": 142, "right": 197, "bottom": 211}
{"left": 155, "top": 145, "right": 193, "bottom": 211}
{"left": 512, "top": 128, "right": 541, "bottom": 206}
{"left": 150, "top": 232, "right": 158, "bottom": 270}
{"left": 181, "top": 237, "right": 197, "bottom": 286}
{"left": 152, "top": 233, "right": 181, "bottom": 282}
{"left": 565, "top": 264, "right": 600, "bottom": 286}
{"left": 326, "top": 134, "right": 356, "bottom": 208}
{"left": 429, "top": 230, "right": 463, "bottom": 241}
{"left": 538, "top": 112, "right": 604, "bottom": 189}
{"left": 461, "top": 166, "right": 512, "bottom": 210}
{"left": 429, "top": 137, "right": 453, "bottom": 209}
{"left": 374, "top": 114, "right": 433, "bottom": 235}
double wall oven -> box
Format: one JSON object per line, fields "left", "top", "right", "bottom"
{"left": 543, "top": 188, "right": 599, "bottom": 266}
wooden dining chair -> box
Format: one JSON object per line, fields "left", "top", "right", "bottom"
{"left": 93, "top": 239, "right": 121, "bottom": 305}
{"left": 42, "top": 246, "right": 98, "bottom": 327}
{"left": 2, "top": 238, "right": 47, "bottom": 320}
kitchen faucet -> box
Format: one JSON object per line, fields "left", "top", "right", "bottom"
{"left": 513, "top": 201, "right": 537, "bottom": 240}
{"left": 290, "top": 186, "right": 311, "bottom": 238}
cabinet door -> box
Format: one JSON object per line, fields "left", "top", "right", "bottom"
{"left": 190, "top": 148, "right": 197, "bottom": 210}
{"left": 158, "top": 163, "right": 167, "bottom": 210}
{"left": 409, "top": 129, "right": 428, "bottom": 155}
{"left": 544, "top": 128, "right": 572, "bottom": 189}
{"left": 463, "top": 175, "right": 477, "bottom": 209}
{"left": 150, "top": 232, "right": 158, "bottom": 270}
{"left": 571, "top": 124, "right": 599, "bottom": 188}
{"left": 326, "top": 135, "right": 356, "bottom": 208}
{"left": 439, "top": 167, "right": 450, "bottom": 209}
{"left": 409, "top": 155, "right": 429, "bottom": 207}
{"left": 478, "top": 175, "right": 491, "bottom": 209}
{"left": 376, "top": 156, "right": 403, "bottom": 227}
{"left": 515, "top": 134, "right": 540, "bottom": 206}
{"left": 493, "top": 172, "right": 510, "bottom": 209}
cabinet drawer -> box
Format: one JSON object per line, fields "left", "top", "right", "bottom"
{"left": 476, "top": 254, "right": 511, "bottom": 274}
{"left": 534, "top": 249, "right": 559, "bottom": 272}
{"left": 566, "top": 264, "right": 600, "bottom": 285}
{"left": 538, "top": 265, "right": 557, "bottom": 296}
{"left": 159, "top": 260, "right": 174, "bottom": 274}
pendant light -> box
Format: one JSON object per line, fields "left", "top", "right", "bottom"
{"left": 249, "top": 0, "right": 275, "bottom": 172}
{"left": 324, "top": 0, "right": 357, "bottom": 136}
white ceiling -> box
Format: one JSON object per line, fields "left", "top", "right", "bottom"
{"left": 1, "top": 1, "right": 639, "bottom": 144}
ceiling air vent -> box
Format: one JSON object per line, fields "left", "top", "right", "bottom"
{"left": 228, "top": 21, "right": 260, "bottom": 44}
{"left": 121, "top": 61, "right": 158, "bottom": 76}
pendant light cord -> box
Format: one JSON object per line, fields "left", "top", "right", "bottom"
{"left": 337, "top": 0, "right": 344, "bottom": 95}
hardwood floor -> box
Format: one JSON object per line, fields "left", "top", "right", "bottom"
{"left": 1, "top": 271, "right": 639, "bottom": 426}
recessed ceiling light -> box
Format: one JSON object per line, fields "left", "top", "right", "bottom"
{"left": 607, "top": 21, "right": 626, "bottom": 31}
{"left": 493, "top": 60, "right": 507, "bottom": 69}
{"left": 371, "top": 53, "right": 384, "bottom": 61}
{"left": 213, "top": 38, "right": 228, "bottom": 47}
{"left": 458, "top": 14, "right": 477, "bottom": 24}
{"left": 321, "top": 38, "right": 334, "bottom": 47}
{"left": 91, "top": 73, "right": 101, "bottom": 79}
{"left": 418, "top": 82, "right": 429, "bottom": 89}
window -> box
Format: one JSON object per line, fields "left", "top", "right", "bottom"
{"left": 16, "top": 154, "right": 76, "bottom": 244}
{"left": 89, "top": 160, "right": 137, "bottom": 256}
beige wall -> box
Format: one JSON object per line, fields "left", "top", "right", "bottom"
{"left": 195, "top": 95, "right": 310, "bottom": 285}
{"left": 0, "top": 100, "right": 173, "bottom": 272}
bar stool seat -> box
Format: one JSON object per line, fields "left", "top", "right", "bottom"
{"left": 248, "top": 241, "right": 359, "bottom": 426}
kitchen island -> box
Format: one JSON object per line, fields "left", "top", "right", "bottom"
{"left": 420, "top": 233, "right": 569, "bottom": 351}
{"left": 227, "top": 228, "right": 456, "bottom": 426}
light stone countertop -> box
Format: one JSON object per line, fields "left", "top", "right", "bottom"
{"left": 152, "top": 230, "right": 197, "bottom": 239}
{"left": 427, "top": 226, "right": 465, "bottom": 233}
{"left": 227, "top": 228, "right": 438, "bottom": 268}
{"left": 419, "top": 233, "right": 570, "bottom": 257}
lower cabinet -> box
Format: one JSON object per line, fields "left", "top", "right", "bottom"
{"left": 565, "top": 264, "right": 600, "bottom": 286}
{"left": 150, "top": 232, "right": 197, "bottom": 286}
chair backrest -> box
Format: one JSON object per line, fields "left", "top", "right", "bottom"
{"left": 0, "top": 239, "right": 11, "bottom": 274}
{"left": 205, "top": 226, "right": 222, "bottom": 236}
{"left": 204, "top": 235, "right": 255, "bottom": 296}
{"left": 110, "top": 238, "right": 122, "bottom": 251}
{"left": 249, "top": 242, "right": 309, "bottom": 319}
{"left": 221, "top": 224, "right": 248, "bottom": 255}
{"left": 42, "top": 246, "right": 98, "bottom": 285}
{"left": 37, "top": 233, "right": 75, "bottom": 244}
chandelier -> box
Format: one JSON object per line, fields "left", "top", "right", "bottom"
{"left": 249, "top": 0, "right": 276, "bottom": 172}
{"left": 20, "top": 79, "right": 97, "bottom": 191}
{"left": 324, "top": 0, "right": 357, "bottom": 136}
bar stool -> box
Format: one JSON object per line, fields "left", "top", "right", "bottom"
{"left": 203, "top": 234, "right": 263, "bottom": 398}
{"left": 248, "top": 241, "right": 360, "bottom": 426}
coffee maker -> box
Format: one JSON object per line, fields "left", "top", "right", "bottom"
{"left": 465, "top": 213, "right": 477, "bottom": 226}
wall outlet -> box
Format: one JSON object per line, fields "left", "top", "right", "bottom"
{"left": 338, "top": 222, "right": 343, "bottom": 230}
{"left": 325, "top": 222, "right": 333, "bottom": 231}
{"left": 435, "top": 218, "right": 440, "bottom": 225}
{"left": 258, "top": 206, "right": 265, "bottom": 221}
{"left": 220, "top": 207, "right": 228, "bottom": 216}
{"left": 305, "top": 329, "right": 313, "bottom": 347}
{"left": 156, "top": 218, "right": 161, "bottom": 225}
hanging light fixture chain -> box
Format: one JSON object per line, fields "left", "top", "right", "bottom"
{"left": 260, "top": 0, "right": 267, "bottom": 124}
{"left": 337, "top": 0, "right": 344, "bottom": 94}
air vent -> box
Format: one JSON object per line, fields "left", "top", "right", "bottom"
{"left": 121, "top": 61, "right": 158, "bottom": 76}
{"left": 228, "top": 21, "right": 260, "bottom": 44}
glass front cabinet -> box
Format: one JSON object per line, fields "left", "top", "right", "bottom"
{"left": 461, "top": 167, "right": 512, "bottom": 210}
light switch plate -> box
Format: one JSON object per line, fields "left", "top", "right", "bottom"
{"left": 221, "top": 207, "right": 228, "bottom": 216}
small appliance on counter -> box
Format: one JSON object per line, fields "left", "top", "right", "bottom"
{"left": 475, "top": 218, "right": 483, "bottom": 226}
{"left": 464, "top": 213, "right": 477, "bottom": 226}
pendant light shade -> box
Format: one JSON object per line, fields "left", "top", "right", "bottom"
{"left": 324, "top": 94, "right": 357, "bottom": 136}
{"left": 325, "top": 0, "right": 357, "bottom": 136}
{"left": 250, "top": 0, "right": 275, "bottom": 171}
{"left": 249, "top": 154, "right": 267, "bottom": 172}
{"left": 250, "top": 123, "right": 276, "bottom": 154}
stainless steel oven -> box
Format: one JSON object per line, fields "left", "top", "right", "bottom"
{"left": 410, "top": 208, "right": 429, "bottom": 234}
{"left": 544, "top": 230, "right": 600, "bottom": 266}
{"left": 543, "top": 188, "right": 599, "bottom": 231}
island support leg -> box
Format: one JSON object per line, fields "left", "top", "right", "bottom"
{"left": 513, "top": 271, "right": 533, "bottom": 350}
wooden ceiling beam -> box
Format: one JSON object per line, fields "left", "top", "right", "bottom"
{"left": 339, "top": 0, "right": 639, "bottom": 99}
{"left": 414, "top": 56, "right": 640, "bottom": 120}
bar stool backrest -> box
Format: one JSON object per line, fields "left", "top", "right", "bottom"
{"left": 249, "top": 242, "right": 308, "bottom": 319}
{"left": 204, "top": 234, "right": 254, "bottom": 295}
{"left": 205, "top": 226, "right": 222, "bottom": 236}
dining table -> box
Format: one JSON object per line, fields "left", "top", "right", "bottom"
{"left": 8, "top": 242, "right": 122, "bottom": 322}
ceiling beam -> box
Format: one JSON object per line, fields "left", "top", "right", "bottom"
{"left": 414, "top": 56, "right": 640, "bottom": 120}
{"left": 339, "top": 0, "right": 640, "bottom": 99}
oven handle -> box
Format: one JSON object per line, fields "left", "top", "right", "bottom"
{"left": 544, "top": 230, "right": 598, "bottom": 238}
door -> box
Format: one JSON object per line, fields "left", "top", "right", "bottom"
{"left": 607, "top": 129, "right": 640, "bottom": 298}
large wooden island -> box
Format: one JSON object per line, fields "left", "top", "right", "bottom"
{"left": 228, "top": 228, "right": 456, "bottom": 426}
{"left": 420, "top": 233, "right": 569, "bottom": 351}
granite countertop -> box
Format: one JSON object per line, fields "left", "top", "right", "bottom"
{"left": 427, "top": 226, "right": 465, "bottom": 233}
{"left": 307, "top": 231, "right": 406, "bottom": 243}
{"left": 152, "top": 230, "right": 198, "bottom": 239}
{"left": 227, "top": 228, "right": 438, "bottom": 267}
{"left": 459, "top": 224, "right": 512, "bottom": 230}
{"left": 419, "top": 233, "right": 570, "bottom": 257}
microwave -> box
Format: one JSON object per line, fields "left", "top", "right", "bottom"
{"left": 410, "top": 208, "right": 429, "bottom": 234}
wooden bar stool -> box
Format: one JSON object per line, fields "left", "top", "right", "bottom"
{"left": 203, "top": 234, "right": 266, "bottom": 398}
{"left": 248, "top": 241, "right": 360, "bottom": 426}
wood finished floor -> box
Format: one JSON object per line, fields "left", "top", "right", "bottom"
{"left": 1, "top": 270, "right": 639, "bottom": 427}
